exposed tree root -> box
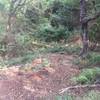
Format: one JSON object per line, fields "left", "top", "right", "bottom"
{"left": 59, "top": 84, "right": 100, "bottom": 94}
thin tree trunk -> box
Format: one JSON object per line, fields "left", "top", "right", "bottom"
{"left": 6, "top": 14, "right": 12, "bottom": 32}
{"left": 80, "top": 22, "right": 89, "bottom": 56}
{"left": 6, "top": 0, "right": 14, "bottom": 32}
{"left": 80, "top": 0, "right": 89, "bottom": 57}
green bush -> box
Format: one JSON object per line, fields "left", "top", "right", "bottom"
{"left": 72, "top": 68, "right": 100, "bottom": 84}
{"left": 36, "top": 23, "right": 72, "bottom": 42}
{"left": 89, "top": 55, "right": 100, "bottom": 65}
{"left": 84, "top": 53, "right": 100, "bottom": 66}
{"left": 74, "top": 75, "right": 89, "bottom": 84}
{"left": 82, "top": 91, "right": 100, "bottom": 100}
{"left": 89, "top": 18, "right": 100, "bottom": 43}
{"left": 31, "top": 0, "right": 80, "bottom": 42}
{"left": 74, "top": 52, "right": 100, "bottom": 67}
{"left": 48, "top": 0, "right": 79, "bottom": 29}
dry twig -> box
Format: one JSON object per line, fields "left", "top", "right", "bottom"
{"left": 59, "top": 84, "right": 100, "bottom": 94}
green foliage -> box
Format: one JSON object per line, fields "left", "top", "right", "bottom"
{"left": 82, "top": 91, "right": 100, "bottom": 100}
{"left": 0, "top": 0, "right": 95, "bottom": 62}
{"left": 23, "top": 0, "right": 80, "bottom": 42}
{"left": 36, "top": 23, "right": 72, "bottom": 42}
{"left": 81, "top": 52, "right": 100, "bottom": 66}
{"left": 89, "top": 18, "right": 100, "bottom": 43}
{"left": 45, "top": 91, "right": 100, "bottom": 100}
{"left": 16, "top": 33, "right": 32, "bottom": 48}
{"left": 46, "top": 44, "right": 80, "bottom": 54}
{"left": 55, "top": 95, "right": 74, "bottom": 100}
{"left": 0, "top": 0, "right": 99, "bottom": 66}
{"left": 73, "top": 75, "right": 89, "bottom": 84}
{"left": 48, "top": 0, "right": 79, "bottom": 29}
{"left": 25, "top": 7, "right": 40, "bottom": 25}
{"left": 72, "top": 67, "right": 100, "bottom": 84}
{"left": 0, "top": 0, "right": 9, "bottom": 10}
{"left": 74, "top": 52, "right": 100, "bottom": 67}
{"left": 3, "top": 52, "right": 39, "bottom": 66}
{"left": 91, "top": 57, "right": 100, "bottom": 65}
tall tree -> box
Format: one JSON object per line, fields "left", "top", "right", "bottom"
{"left": 80, "top": 0, "right": 100, "bottom": 57}
{"left": 7, "top": 0, "right": 26, "bottom": 32}
{"left": 80, "top": 0, "right": 88, "bottom": 56}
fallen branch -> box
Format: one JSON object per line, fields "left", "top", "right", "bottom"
{"left": 59, "top": 84, "right": 100, "bottom": 94}
{"left": 32, "top": 42, "right": 52, "bottom": 48}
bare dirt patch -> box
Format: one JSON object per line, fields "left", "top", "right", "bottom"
{"left": 0, "top": 53, "right": 98, "bottom": 100}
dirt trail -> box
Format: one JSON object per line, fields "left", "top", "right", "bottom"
{"left": 0, "top": 53, "right": 80, "bottom": 100}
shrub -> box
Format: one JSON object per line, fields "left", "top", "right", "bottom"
{"left": 89, "top": 18, "right": 100, "bottom": 43}
{"left": 72, "top": 67, "right": 100, "bottom": 84}
{"left": 35, "top": 23, "right": 72, "bottom": 42}
{"left": 74, "top": 52, "right": 100, "bottom": 67}
{"left": 84, "top": 53, "right": 100, "bottom": 66}
{"left": 82, "top": 91, "right": 100, "bottom": 100}
{"left": 73, "top": 75, "right": 89, "bottom": 84}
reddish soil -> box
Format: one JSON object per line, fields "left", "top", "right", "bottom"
{"left": 0, "top": 53, "right": 98, "bottom": 100}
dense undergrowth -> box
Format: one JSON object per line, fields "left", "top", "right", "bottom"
{"left": 0, "top": 0, "right": 99, "bottom": 99}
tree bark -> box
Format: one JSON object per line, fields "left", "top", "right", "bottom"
{"left": 80, "top": 0, "right": 89, "bottom": 56}
{"left": 6, "top": 0, "right": 26, "bottom": 32}
{"left": 79, "top": 0, "right": 100, "bottom": 57}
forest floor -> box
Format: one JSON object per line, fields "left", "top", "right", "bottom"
{"left": 0, "top": 53, "right": 99, "bottom": 100}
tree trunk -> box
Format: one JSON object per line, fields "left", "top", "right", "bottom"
{"left": 80, "top": 0, "right": 89, "bottom": 57}
{"left": 6, "top": 0, "right": 14, "bottom": 32}
{"left": 80, "top": 22, "right": 89, "bottom": 56}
